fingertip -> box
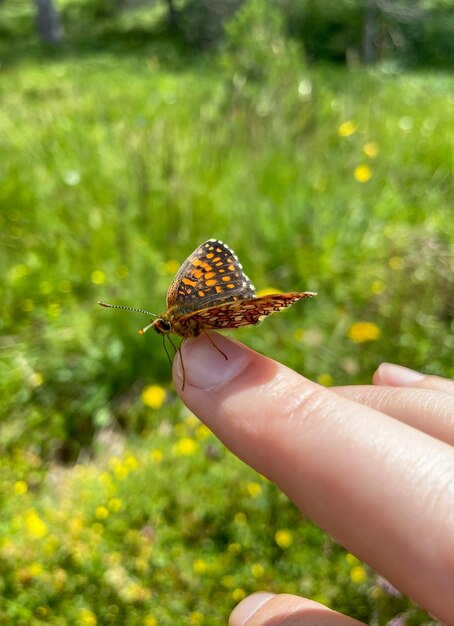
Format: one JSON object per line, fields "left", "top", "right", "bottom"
{"left": 230, "top": 593, "right": 361, "bottom": 626}
{"left": 373, "top": 363, "right": 425, "bottom": 387}
{"left": 172, "top": 333, "right": 254, "bottom": 393}
{"left": 229, "top": 592, "right": 276, "bottom": 626}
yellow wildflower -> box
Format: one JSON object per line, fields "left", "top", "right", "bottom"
{"left": 193, "top": 559, "right": 208, "bottom": 574}
{"left": 150, "top": 448, "right": 163, "bottom": 464}
{"left": 371, "top": 280, "right": 385, "bottom": 294}
{"left": 345, "top": 553, "right": 360, "bottom": 565}
{"left": 78, "top": 608, "right": 97, "bottom": 626}
{"left": 246, "top": 482, "right": 262, "bottom": 498}
{"left": 232, "top": 588, "right": 246, "bottom": 602}
{"left": 389, "top": 256, "right": 404, "bottom": 270}
{"left": 185, "top": 414, "right": 199, "bottom": 429}
{"left": 195, "top": 424, "right": 211, "bottom": 440}
{"left": 36, "top": 607, "right": 48, "bottom": 618}
{"left": 351, "top": 565, "right": 367, "bottom": 583}
{"left": 174, "top": 423, "right": 187, "bottom": 437}
{"left": 143, "top": 616, "right": 158, "bottom": 626}
{"left": 221, "top": 575, "right": 235, "bottom": 588}
{"left": 317, "top": 373, "right": 333, "bottom": 386}
{"left": 173, "top": 437, "right": 198, "bottom": 456}
{"left": 69, "top": 517, "right": 84, "bottom": 536}
{"left": 28, "top": 562, "right": 44, "bottom": 577}
{"left": 95, "top": 506, "right": 109, "bottom": 521}
{"left": 256, "top": 287, "right": 282, "bottom": 297}
{"left": 124, "top": 454, "right": 139, "bottom": 470}
{"left": 275, "top": 529, "right": 293, "bottom": 549}
{"left": 347, "top": 322, "right": 381, "bottom": 343}
{"left": 91, "top": 522, "right": 104, "bottom": 534}
{"left": 363, "top": 141, "right": 379, "bottom": 158}
{"left": 48, "top": 303, "right": 61, "bottom": 317}
{"left": 141, "top": 385, "right": 166, "bottom": 409}
{"left": 91, "top": 270, "right": 105, "bottom": 285}
{"left": 189, "top": 611, "right": 204, "bottom": 625}
{"left": 108, "top": 498, "right": 123, "bottom": 513}
{"left": 13, "top": 480, "right": 28, "bottom": 495}
{"left": 338, "top": 120, "right": 357, "bottom": 137}
{"left": 227, "top": 543, "right": 241, "bottom": 555}
{"left": 251, "top": 563, "right": 265, "bottom": 578}
{"left": 354, "top": 164, "right": 372, "bottom": 183}
{"left": 25, "top": 509, "right": 48, "bottom": 538}
{"left": 234, "top": 512, "right": 247, "bottom": 525}
{"left": 113, "top": 464, "right": 128, "bottom": 480}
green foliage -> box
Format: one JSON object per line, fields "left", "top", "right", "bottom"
{"left": 282, "top": 0, "right": 454, "bottom": 67}
{"left": 0, "top": 21, "right": 452, "bottom": 623}
{"left": 0, "top": 423, "right": 433, "bottom": 624}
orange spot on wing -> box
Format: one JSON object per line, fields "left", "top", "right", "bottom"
{"left": 227, "top": 284, "right": 235, "bottom": 289}
{"left": 215, "top": 286, "right": 222, "bottom": 293}
{"left": 206, "top": 253, "right": 214, "bottom": 259}
{"left": 205, "top": 279, "right": 217, "bottom": 286}
{"left": 212, "top": 257, "right": 221, "bottom": 263}
{"left": 198, "top": 290, "right": 205, "bottom": 297}
{"left": 183, "top": 278, "right": 197, "bottom": 287}
{"left": 221, "top": 276, "right": 230, "bottom": 282}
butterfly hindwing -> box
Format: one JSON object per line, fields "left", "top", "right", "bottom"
{"left": 182, "top": 292, "right": 316, "bottom": 330}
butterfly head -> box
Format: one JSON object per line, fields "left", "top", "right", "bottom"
{"left": 147, "top": 318, "right": 172, "bottom": 335}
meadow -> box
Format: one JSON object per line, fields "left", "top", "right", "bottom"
{"left": 1, "top": 17, "right": 453, "bottom": 625}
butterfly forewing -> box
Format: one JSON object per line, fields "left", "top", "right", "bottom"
{"left": 182, "top": 292, "right": 316, "bottom": 330}
{"left": 166, "top": 239, "right": 255, "bottom": 314}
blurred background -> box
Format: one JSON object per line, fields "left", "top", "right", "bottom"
{"left": 1, "top": 1, "right": 453, "bottom": 624}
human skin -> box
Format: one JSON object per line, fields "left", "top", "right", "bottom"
{"left": 172, "top": 333, "right": 454, "bottom": 626}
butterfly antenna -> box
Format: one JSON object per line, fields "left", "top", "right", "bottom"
{"left": 138, "top": 321, "right": 155, "bottom": 335}
{"left": 98, "top": 301, "right": 157, "bottom": 317}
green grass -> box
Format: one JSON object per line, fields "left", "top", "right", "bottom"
{"left": 0, "top": 38, "right": 453, "bottom": 624}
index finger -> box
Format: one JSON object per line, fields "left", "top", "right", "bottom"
{"left": 174, "top": 334, "right": 454, "bottom": 625}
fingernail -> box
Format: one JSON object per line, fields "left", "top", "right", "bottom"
{"left": 176, "top": 334, "right": 252, "bottom": 390}
{"left": 376, "top": 363, "right": 425, "bottom": 387}
{"left": 230, "top": 592, "right": 276, "bottom": 626}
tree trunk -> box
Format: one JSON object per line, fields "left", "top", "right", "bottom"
{"left": 363, "top": 0, "right": 378, "bottom": 64}
{"left": 34, "top": 0, "right": 64, "bottom": 44}
{"left": 165, "top": 0, "right": 178, "bottom": 30}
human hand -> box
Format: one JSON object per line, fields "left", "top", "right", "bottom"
{"left": 173, "top": 333, "right": 454, "bottom": 626}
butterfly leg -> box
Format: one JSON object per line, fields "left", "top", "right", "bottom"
{"left": 164, "top": 335, "right": 186, "bottom": 389}
{"left": 202, "top": 327, "right": 228, "bottom": 361}
{"left": 162, "top": 335, "right": 175, "bottom": 366}
{"left": 177, "top": 339, "right": 186, "bottom": 390}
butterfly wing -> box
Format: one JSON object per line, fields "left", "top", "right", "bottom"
{"left": 166, "top": 239, "right": 255, "bottom": 314}
{"left": 181, "top": 292, "right": 316, "bottom": 330}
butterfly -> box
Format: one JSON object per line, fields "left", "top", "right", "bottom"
{"left": 98, "top": 239, "right": 316, "bottom": 388}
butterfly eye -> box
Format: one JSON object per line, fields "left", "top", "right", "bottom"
{"left": 159, "top": 319, "right": 172, "bottom": 333}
